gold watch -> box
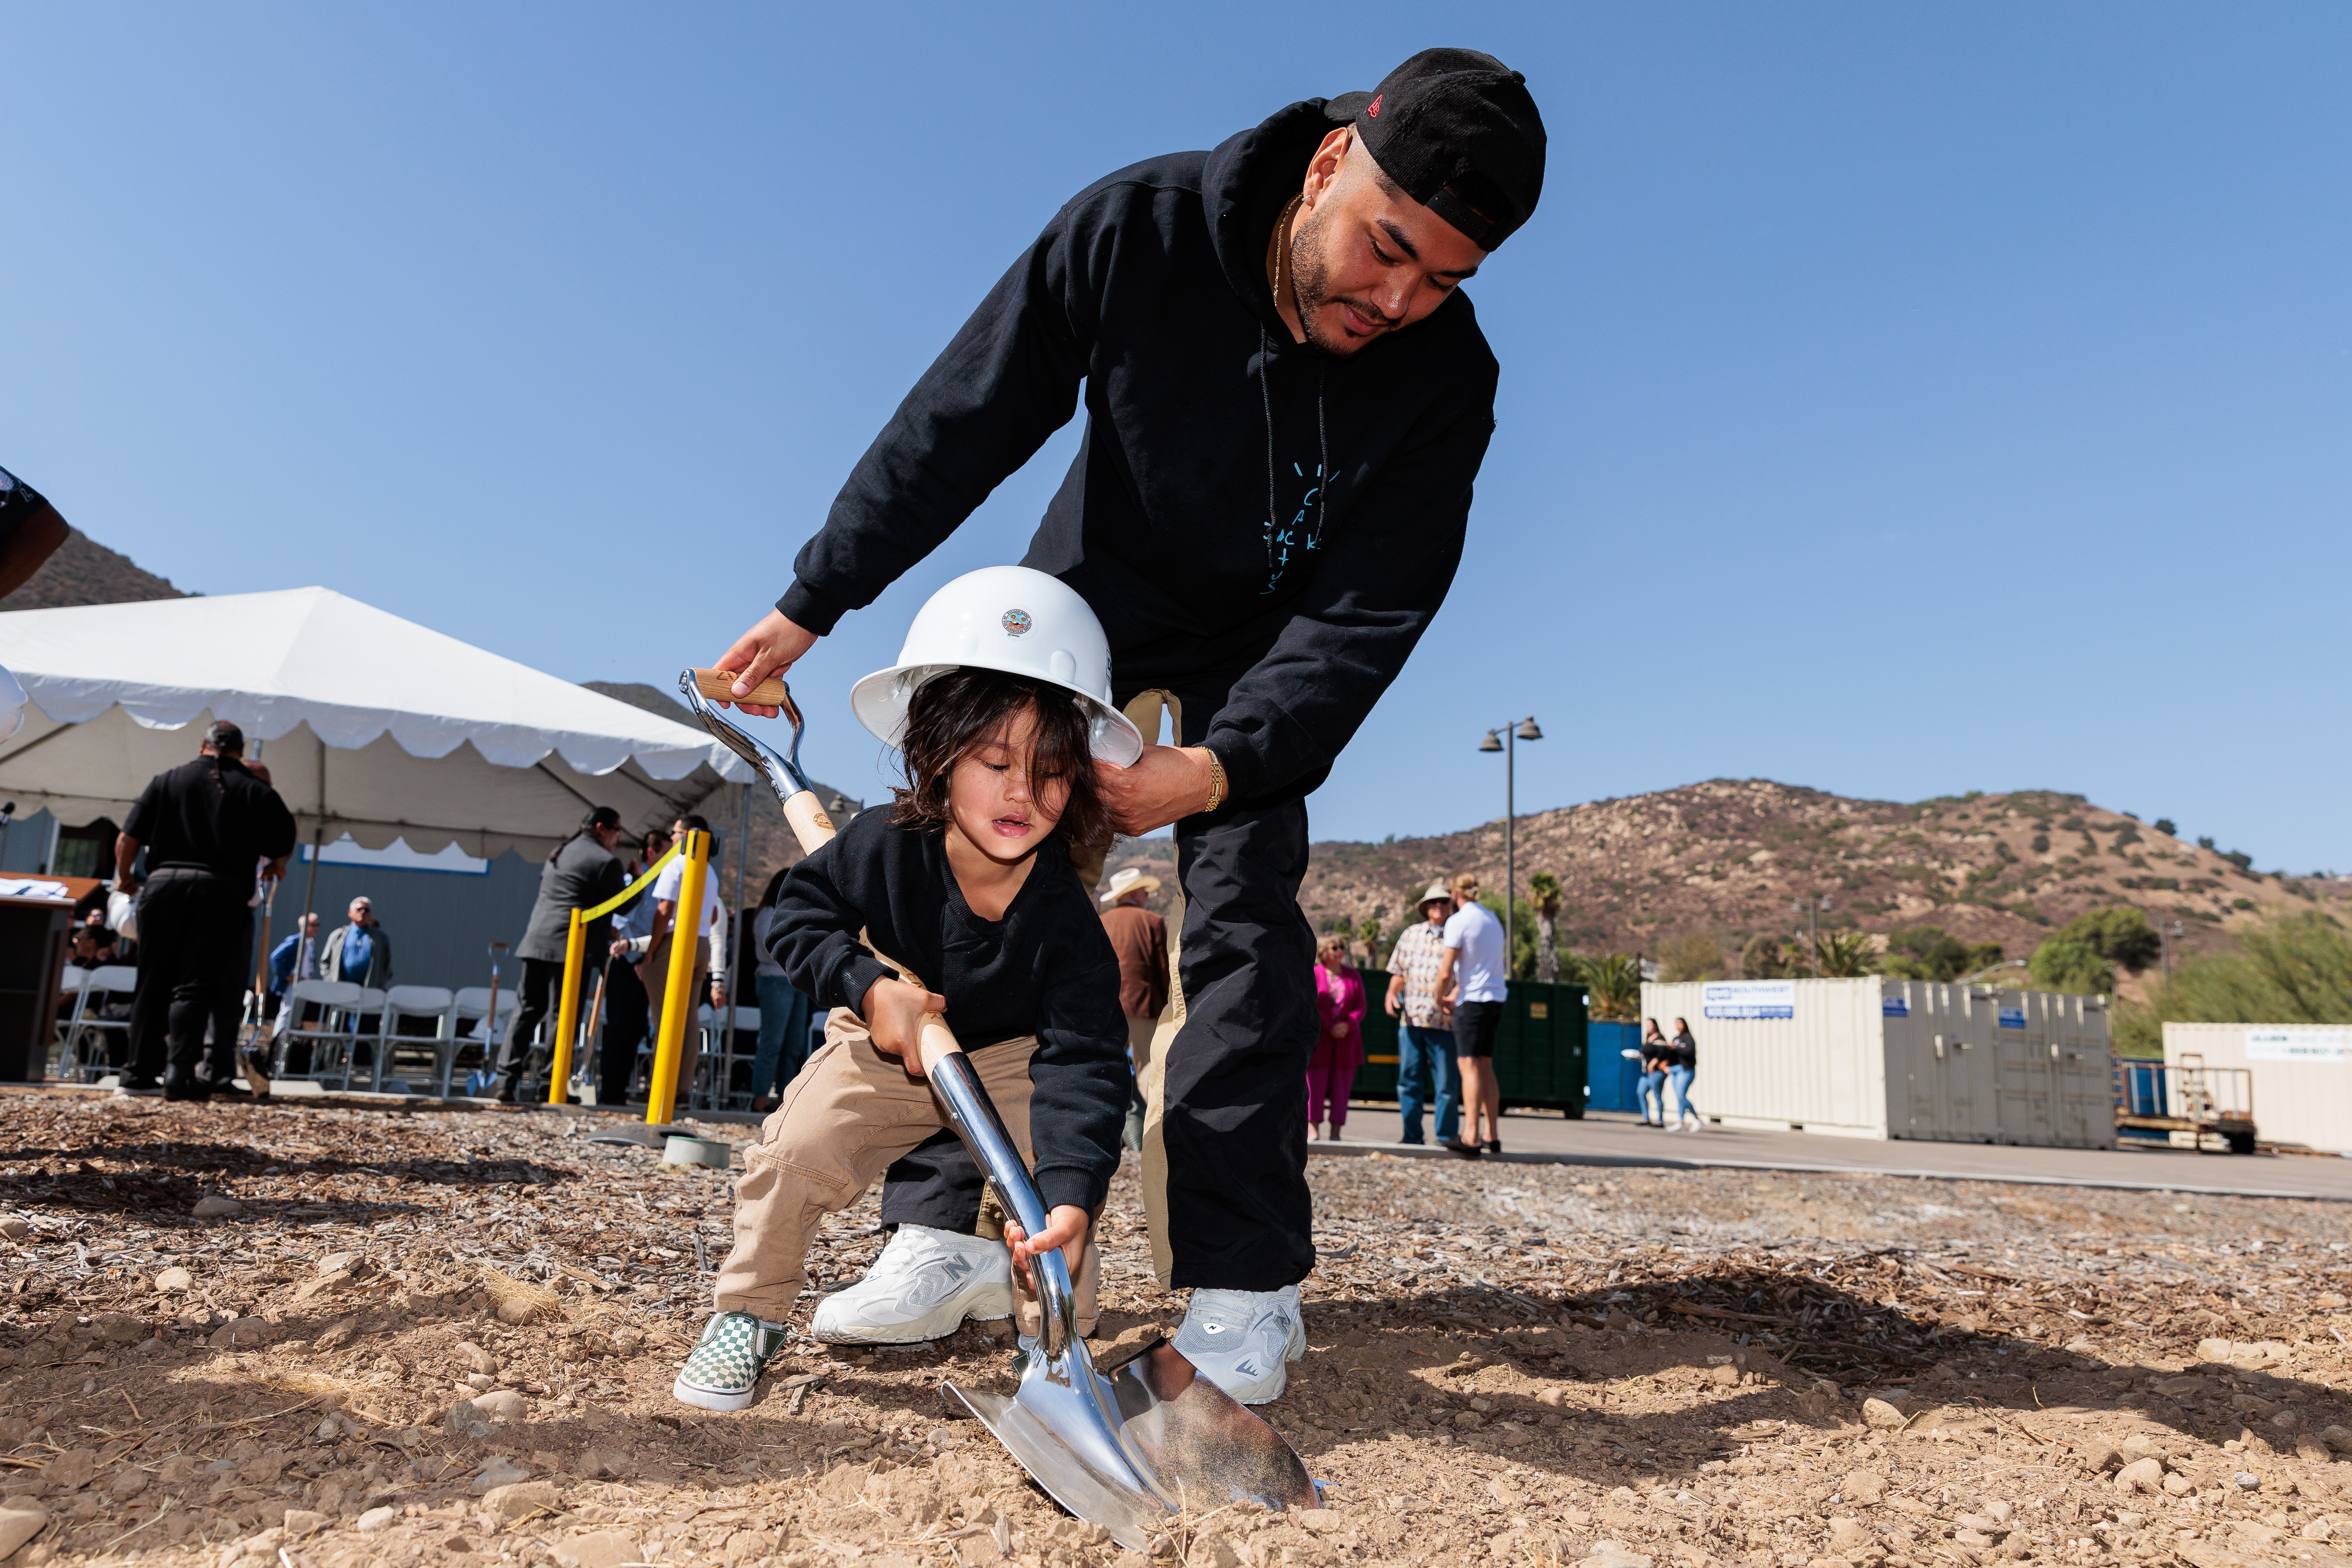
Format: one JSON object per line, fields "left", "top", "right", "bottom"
{"left": 1203, "top": 750, "right": 1227, "bottom": 814}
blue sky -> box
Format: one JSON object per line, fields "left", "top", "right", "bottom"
{"left": 6, "top": 4, "right": 2347, "bottom": 871}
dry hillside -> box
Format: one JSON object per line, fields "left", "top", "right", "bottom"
{"left": 1112, "top": 782, "right": 2348, "bottom": 977}
{"left": 0, "top": 529, "right": 185, "bottom": 611}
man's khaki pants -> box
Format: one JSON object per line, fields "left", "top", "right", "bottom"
{"left": 713, "top": 1006, "right": 1044, "bottom": 1323}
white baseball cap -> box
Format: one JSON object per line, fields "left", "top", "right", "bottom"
{"left": 849, "top": 566, "right": 1145, "bottom": 766}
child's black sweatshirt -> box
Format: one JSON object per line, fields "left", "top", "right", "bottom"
{"left": 766, "top": 807, "right": 1128, "bottom": 1216}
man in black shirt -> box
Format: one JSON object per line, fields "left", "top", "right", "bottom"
{"left": 707, "top": 52, "right": 1544, "bottom": 1400}
{"left": 116, "top": 721, "right": 298, "bottom": 1099}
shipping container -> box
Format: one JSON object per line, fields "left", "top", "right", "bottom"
{"left": 1350, "top": 971, "right": 1588, "bottom": 1114}
{"left": 2164, "top": 1021, "right": 2352, "bottom": 1153}
{"left": 1638, "top": 977, "right": 2114, "bottom": 1147}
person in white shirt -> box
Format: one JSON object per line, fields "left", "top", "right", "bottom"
{"left": 638, "top": 813, "right": 729, "bottom": 1106}
{"left": 1434, "top": 869, "right": 1508, "bottom": 1156}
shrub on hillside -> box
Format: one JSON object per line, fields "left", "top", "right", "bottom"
{"left": 1659, "top": 931, "right": 1724, "bottom": 983}
{"left": 2029, "top": 935, "right": 2114, "bottom": 996}
{"left": 1880, "top": 926, "right": 2003, "bottom": 983}
{"left": 1739, "top": 932, "right": 1792, "bottom": 979}
{"left": 2028, "top": 906, "right": 2163, "bottom": 994}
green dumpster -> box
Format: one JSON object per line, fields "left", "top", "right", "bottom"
{"left": 1348, "top": 970, "right": 1587, "bottom": 1115}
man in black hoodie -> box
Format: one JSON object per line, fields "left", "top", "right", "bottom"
{"left": 712, "top": 49, "right": 1544, "bottom": 1403}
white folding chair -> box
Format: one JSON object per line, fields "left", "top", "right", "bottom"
{"left": 375, "top": 985, "right": 455, "bottom": 1093}
{"left": 343, "top": 988, "right": 388, "bottom": 1089}
{"left": 59, "top": 964, "right": 139, "bottom": 1081}
{"left": 690, "top": 1004, "right": 763, "bottom": 1109}
{"left": 51, "top": 965, "right": 89, "bottom": 1078}
{"left": 275, "top": 979, "right": 365, "bottom": 1084}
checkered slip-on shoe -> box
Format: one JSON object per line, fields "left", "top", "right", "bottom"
{"left": 671, "top": 1311, "right": 791, "bottom": 1412}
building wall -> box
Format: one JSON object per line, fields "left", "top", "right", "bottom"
{"left": 2165, "top": 1020, "right": 2352, "bottom": 1153}
{"left": 274, "top": 850, "right": 544, "bottom": 994}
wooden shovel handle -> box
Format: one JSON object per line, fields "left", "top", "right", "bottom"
{"left": 782, "top": 791, "right": 835, "bottom": 851}
{"left": 688, "top": 666, "right": 794, "bottom": 708}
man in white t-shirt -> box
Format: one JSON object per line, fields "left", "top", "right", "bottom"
{"left": 634, "top": 813, "right": 729, "bottom": 1104}
{"left": 1434, "top": 869, "right": 1507, "bottom": 1157}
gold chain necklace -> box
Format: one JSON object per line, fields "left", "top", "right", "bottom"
{"left": 1271, "top": 194, "right": 1303, "bottom": 317}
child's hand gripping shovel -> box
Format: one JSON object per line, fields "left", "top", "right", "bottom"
{"left": 680, "top": 671, "right": 1316, "bottom": 1550}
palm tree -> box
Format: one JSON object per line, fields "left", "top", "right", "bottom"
{"left": 1814, "top": 929, "right": 1878, "bottom": 978}
{"left": 1584, "top": 953, "right": 1642, "bottom": 1020}
{"left": 1528, "top": 871, "right": 1562, "bottom": 983}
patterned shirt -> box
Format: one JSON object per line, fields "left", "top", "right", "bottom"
{"left": 1390, "top": 920, "right": 1452, "bottom": 1028}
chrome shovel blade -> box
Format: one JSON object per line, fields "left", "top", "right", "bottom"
{"left": 1102, "top": 1339, "right": 1318, "bottom": 1513}
{"left": 947, "top": 1371, "right": 1172, "bottom": 1554}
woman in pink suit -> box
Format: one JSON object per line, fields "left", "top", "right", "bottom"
{"left": 1307, "top": 934, "right": 1366, "bottom": 1141}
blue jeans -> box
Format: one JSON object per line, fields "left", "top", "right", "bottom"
{"left": 1639, "top": 1068, "right": 1668, "bottom": 1124}
{"left": 1397, "top": 1025, "right": 1461, "bottom": 1144}
{"left": 751, "top": 974, "right": 815, "bottom": 1102}
{"left": 1669, "top": 1064, "right": 1698, "bottom": 1122}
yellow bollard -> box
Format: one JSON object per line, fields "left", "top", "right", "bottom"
{"left": 545, "top": 908, "right": 587, "bottom": 1107}
{"left": 645, "top": 828, "right": 710, "bottom": 1127}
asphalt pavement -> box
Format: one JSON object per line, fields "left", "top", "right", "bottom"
{"left": 1316, "top": 1104, "right": 2352, "bottom": 1202}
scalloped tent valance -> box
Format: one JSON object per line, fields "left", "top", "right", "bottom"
{"left": 0, "top": 586, "right": 752, "bottom": 859}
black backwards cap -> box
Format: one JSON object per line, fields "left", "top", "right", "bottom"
{"left": 1325, "top": 48, "right": 1546, "bottom": 251}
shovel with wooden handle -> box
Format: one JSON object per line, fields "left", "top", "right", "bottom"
{"left": 679, "top": 670, "right": 1315, "bottom": 1550}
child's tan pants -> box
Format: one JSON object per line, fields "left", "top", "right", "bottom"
{"left": 713, "top": 1006, "right": 1043, "bottom": 1323}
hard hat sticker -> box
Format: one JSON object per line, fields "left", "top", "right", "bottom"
{"left": 1002, "top": 609, "right": 1033, "bottom": 636}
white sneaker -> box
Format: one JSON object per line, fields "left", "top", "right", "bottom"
{"left": 1173, "top": 1285, "right": 1307, "bottom": 1405}
{"left": 809, "top": 1224, "right": 1014, "bottom": 1345}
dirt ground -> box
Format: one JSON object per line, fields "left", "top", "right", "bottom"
{"left": 7, "top": 1087, "right": 2352, "bottom": 1568}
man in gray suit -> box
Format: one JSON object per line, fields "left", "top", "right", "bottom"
{"left": 495, "top": 805, "right": 636, "bottom": 1103}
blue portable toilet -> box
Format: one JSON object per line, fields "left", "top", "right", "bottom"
{"left": 1585, "top": 1020, "right": 1646, "bottom": 1113}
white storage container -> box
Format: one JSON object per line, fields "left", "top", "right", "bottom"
{"left": 1640, "top": 977, "right": 2114, "bottom": 1147}
{"left": 2164, "top": 1021, "right": 2352, "bottom": 1153}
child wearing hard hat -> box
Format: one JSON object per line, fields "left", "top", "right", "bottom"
{"left": 674, "top": 567, "right": 1138, "bottom": 1413}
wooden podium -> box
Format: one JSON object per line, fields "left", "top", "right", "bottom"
{"left": 0, "top": 879, "right": 92, "bottom": 1082}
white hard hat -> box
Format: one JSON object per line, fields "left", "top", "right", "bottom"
{"left": 850, "top": 566, "right": 1144, "bottom": 766}
{"left": 107, "top": 889, "right": 139, "bottom": 942}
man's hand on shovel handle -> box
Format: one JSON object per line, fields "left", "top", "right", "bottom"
{"left": 1003, "top": 1206, "right": 1090, "bottom": 1285}
{"left": 1095, "top": 744, "right": 1219, "bottom": 838}
{"left": 713, "top": 608, "right": 818, "bottom": 716}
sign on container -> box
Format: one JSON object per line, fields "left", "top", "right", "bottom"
{"left": 1702, "top": 980, "right": 1795, "bottom": 1020}
{"left": 2244, "top": 1027, "right": 2352, "bottom": 1063}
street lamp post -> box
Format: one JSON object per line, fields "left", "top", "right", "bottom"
{"left": 1791, "top": 895, "right": 1831, "bottom": 975}
{"left": 1479, "top": 717, "right": 1542, "bottom": 973}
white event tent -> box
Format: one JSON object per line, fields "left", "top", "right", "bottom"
{"left": 0, "top": 587, "right": 751, "bottom": 861}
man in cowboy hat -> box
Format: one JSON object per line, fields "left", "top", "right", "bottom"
{"left": 1099, "top": 867, "right": 1170, "bottom": 1151}
{"left": 1382, "top": 881, "right": 1461, "bottom": 1147}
